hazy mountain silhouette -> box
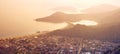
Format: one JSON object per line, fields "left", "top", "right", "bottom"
{"left": 104, "top": 8, "right": 120, "bottom": 24}
{"left": 47, "top": 24, "right": 120, "bottom": 42}
{"left": 90, "top": 8, "right": 120, "bottom": 26}
{"left": 35, "top": 7, "right": 120, "bottom": 43}
{"left": 36, "top": 8, "right": 120, "bottom": 25}
{"left": 82, "top": 4, "right": 119, "bottom": 14}
{"left": 36, "top": 12, "right": 86, "bottom": 23}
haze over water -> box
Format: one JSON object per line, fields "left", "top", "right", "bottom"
{"left": 0, "top": 0, "right": 120, "bottom": 37}
{"left": 0, "top": 20, "right": 67, "bottom": 37}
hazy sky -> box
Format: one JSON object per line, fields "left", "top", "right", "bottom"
{"left": 0, "top": 0, "right": 120, "bottom": 19}
{"left": 0, "top": 0, "right": 120, "bottom": 36}
{"left": 0, "top": 0, "right": 120, "bottom": 20}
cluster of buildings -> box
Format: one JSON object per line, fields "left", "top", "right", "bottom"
{"left": 0, "top": 34, "right": 119, "bottom": 54}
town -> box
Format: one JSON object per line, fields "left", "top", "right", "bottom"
{"left": 0, "top": 34, "right": 119, "bottom": 54}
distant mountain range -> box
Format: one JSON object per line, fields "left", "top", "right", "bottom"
{"left": 36, "top": 4, "right": 120, "bottom": 42}
{"left": 36, "top": 8, "right": 120, "bottom": 25}
{"left": 82, "top": 4, "right": 119, "bottom": 14}
{"left": 36, "top": 12, "right": 86, "bottom": 23}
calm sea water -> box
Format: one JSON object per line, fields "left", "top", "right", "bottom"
{"left": 0, "top": 20, "right": 67, "bottom": 38}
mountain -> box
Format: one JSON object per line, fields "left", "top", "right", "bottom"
{"left": 36, "top": 12, "right": 86, "bottom": 23}
{"left": 36, "top": 8, "right": 120, "bottom": 26}
{"left": 82, "top": 4, "right": 119, "bottom": 14}
{"left": 47, "top": 24, "right": 120, "bottom": 42}
{"left": 36, "top": 11, "right": 105, "bottom": 23}
{"left": 104, "top": 8, "right": 120, "bottom": 24}
{"left": 92, "top": 8, "right": 120, "bottom": 25}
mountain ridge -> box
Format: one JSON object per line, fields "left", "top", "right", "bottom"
{"left": 46, "top": 24, "right": 120, "bottom": 42}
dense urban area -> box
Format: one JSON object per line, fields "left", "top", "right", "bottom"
{"left": 0, "top": 34, "right": 119, "bottom": 54}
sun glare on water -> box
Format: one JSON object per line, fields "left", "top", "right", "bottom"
{"left": 73, "top": 20, "right": 98, "bottom": 26}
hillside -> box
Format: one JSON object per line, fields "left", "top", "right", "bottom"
{"left": 47, "top": 24, "right": 120, "bottom": 42}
